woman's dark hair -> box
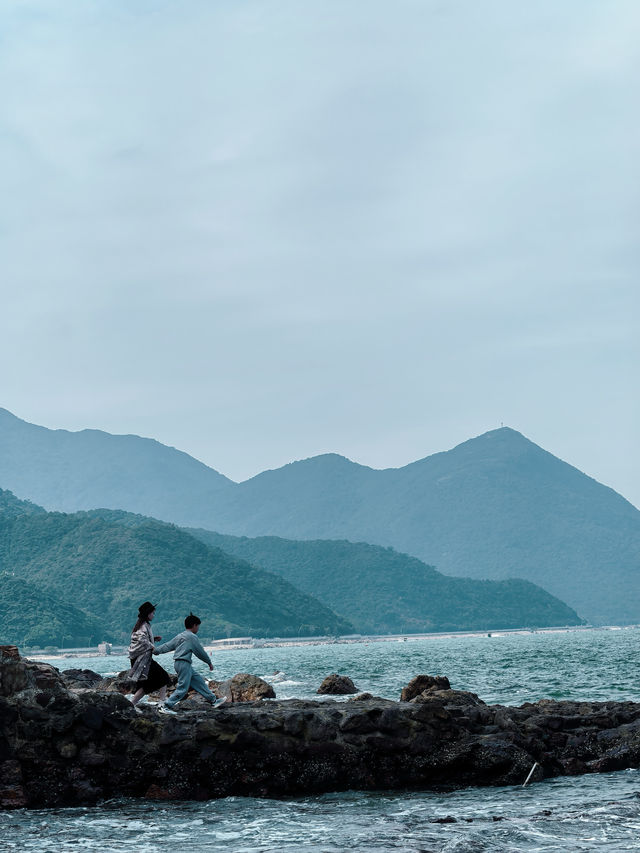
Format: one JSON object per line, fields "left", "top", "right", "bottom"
{"left": 132, "top": 601, "right": 156, "bottom": 634}
{"left": 132, "top": 615, "right": 149, "bottom": 633}
{"left": 184, "top": 612, "right": 201, "bottom": 629}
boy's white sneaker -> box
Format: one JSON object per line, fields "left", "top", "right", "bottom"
{"left": 159, "top": 704, "right": 178, "bottom": 715}
{"left": 212, "top": 696, "right": 227, "bottom": 709}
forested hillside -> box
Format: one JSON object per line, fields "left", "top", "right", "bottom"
{"left": 0, "top": 492, "right": 352, "bottom": 644}
{"left": 190, "top": 530, "right": 584, "bottom": 633}
{"left": 0, "top": 574, "right": 103, "bottom": 648}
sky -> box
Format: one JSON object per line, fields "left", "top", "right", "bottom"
{"left": 1, "top": 0, "right": 639, "bottom": 506}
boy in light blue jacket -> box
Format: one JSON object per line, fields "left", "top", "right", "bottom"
{"left": 154, "top": 612, "right": 227, "bottom": 714}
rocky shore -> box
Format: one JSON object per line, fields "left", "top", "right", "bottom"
{"left": 2, "top": 647, "right": 640, "bottom": 809}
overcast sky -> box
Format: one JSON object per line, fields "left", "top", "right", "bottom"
{"left": 1, "top": 0, "right": 638, "bottom": 506}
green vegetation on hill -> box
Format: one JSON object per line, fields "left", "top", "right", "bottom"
{"left": 0, "top": 491, "right": 353, "bottom": 644}
{"left": 0, "top": 574, "right": 102, "bottom": 647}
{"left": 86, "top": 510, "right": 584, "bottom": 632}
{"left": 0, "top": 489, "right": 46, "bottom": 519}
{"left": 187, "top": 531, "right": 584, "bottom": 633}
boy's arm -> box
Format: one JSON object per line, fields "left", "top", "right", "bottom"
{"left": 154, "top": 634, "right": 180, "bottom": 655}
{"left": 191, "top": 635, "right": 213, "bottom": 668}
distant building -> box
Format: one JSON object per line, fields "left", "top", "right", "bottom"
{"left": 208, "top": 637, "right": 253, "bottom": 650}
{"left": 97, "top": 642, "right": 112, "bottom": 655}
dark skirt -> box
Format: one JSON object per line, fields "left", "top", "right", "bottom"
{"left": 136, "top": 659, "right": 171, "bottom": 695}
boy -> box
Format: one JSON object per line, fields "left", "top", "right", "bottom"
{"left": 154, "top": 612, "right": 227, "bottom": 714}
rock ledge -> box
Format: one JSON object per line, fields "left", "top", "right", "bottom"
{"left": 2, "top": 648, "right": 640, "bottom": 809}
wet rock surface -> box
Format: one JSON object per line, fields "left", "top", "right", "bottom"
{"left": 3, "top": 648, "right": 640, "bottom": 809}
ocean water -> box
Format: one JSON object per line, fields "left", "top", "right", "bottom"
{"left": 3, "top": 627, "right": 640, "bottom": 851}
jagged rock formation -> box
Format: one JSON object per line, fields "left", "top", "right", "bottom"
{"left": 2, "top": 647, "right": 640, "bottom": 809}
{"left": 400, "top": 674, "right": 451, "bottom": 701}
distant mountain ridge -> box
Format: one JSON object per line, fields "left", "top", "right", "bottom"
{"left": 1, "top": 408, "right": 639, "bottom": 624}
{"left": 0, "top": 407, "right": 232, "bottom": 523}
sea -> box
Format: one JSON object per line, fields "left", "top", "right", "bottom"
{"left": 3, "top": 627, "right": 640, "bottom": 852}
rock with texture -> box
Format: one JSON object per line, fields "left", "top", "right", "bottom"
{"left": 210, "top": 673, "right": 275, "bottom": 702}
{"left": 317, "top": 673, "right": 358, "bottom": 695}
{"left": 4, "top": 653, "right": 640, "bottom": 810}
{"left": 0, "top": 646, "right": 64, "bottom": 696}
{"left": 400, "top": 674, "right": 451, "bottom": 701}
{"left": 61, "top": 669, "right": 104, "bottom": 689}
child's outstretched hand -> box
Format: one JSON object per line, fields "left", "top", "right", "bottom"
{"left": 209, "top": 664, "right": 214, "bottom": 671}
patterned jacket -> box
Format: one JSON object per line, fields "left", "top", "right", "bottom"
{"left": 128, "top": 621, "right": 154, "bottom": 682}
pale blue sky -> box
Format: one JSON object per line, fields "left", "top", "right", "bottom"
{"left": 1, "top": 1, "right": 639, "bottom": 505}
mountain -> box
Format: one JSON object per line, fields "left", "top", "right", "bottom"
{"left": 0, "top": 407, "right": 233, "bottom": 524}
{"left": 0, "top": 491, "right": 352, "bottom": 644}
{"left": 2, "top": 408, "right": 639, "bottom": 624}
{"left": 0, "top": 574, "right": 103, "bottom": 648}
{"left": 187, "top": 530, "right": 584, "bottom": 633}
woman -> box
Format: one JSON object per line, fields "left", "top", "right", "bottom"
{"left": 127, "top": 601, "right": 171, "bottom": 707}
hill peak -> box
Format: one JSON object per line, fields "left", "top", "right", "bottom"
{"left": 242, "top": 452, "right": 373, "bottom": 486}
{"left": 288, "top": 452, "right": 362, "bottom": 469}
{"left": 453, "top": 426, "right": 541, "bottom": 456}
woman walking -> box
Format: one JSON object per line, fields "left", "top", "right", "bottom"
{"left": 127, "top": 601, "right": 171, "bottom": 708}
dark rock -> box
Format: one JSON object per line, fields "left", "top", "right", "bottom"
{"left": 0, "top": 646, "right": 20, "bottom": 661}
{"left": 0, "top": 760, "right": 27, "bottom": 809}
{"left": 97, "top": 670, "right": 137, "bottom": 695}
{"left": 0, "top": 647, "right": 30, "bottom": 696}
{"left": 210, "top": 673, "right": 275, "bottom": 702}
{"left": 0, "top": 646, "right": 65, "bottom": 696}
{"left": 4, "top": 650, "right": 640, "bottom": 810}
{"left": 317, "top": 674, "right": 358, "bottom": 695}
{"left": 27, "top": 661, "right": 65, "bottom": 692}
{"left": 62, "top": 669, "right": 104, "bottom": 689}
{"left": 400, "top": 674, "right": 451, "bottom": 701}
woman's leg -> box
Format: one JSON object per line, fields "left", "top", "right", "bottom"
{"left": 131, "top": 686, "right": 145, "bottom": 706}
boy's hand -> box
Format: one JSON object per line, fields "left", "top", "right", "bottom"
{"left": 154, "top": 635, "right": 162, "bottom": 641}
{"left": 209, "top": 664, "right": 214, "bottom": 671}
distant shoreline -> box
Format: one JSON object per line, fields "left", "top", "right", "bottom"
{"left": 24, "top": 623, "right": 636, "bottom": 661}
